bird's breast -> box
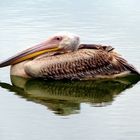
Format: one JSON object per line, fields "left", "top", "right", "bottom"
{"left": 11, "top": 60, "right": 31, "bottom": 78}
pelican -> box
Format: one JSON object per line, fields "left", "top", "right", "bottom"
{"left": 0, "top": 32, "right": 139, "bottom": 80}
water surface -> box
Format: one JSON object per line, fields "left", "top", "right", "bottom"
{"left": 0, "top": 0, "right": 140, "bottom": 140}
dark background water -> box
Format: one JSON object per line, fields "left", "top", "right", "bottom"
{"left": 0, "top": 0, "right": 140, "bottom": 140}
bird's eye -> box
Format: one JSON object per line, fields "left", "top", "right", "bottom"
{"left": 54, "top": 36, "right": 62, "bottom": 41}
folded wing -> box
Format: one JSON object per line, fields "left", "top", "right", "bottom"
{"left": 24, "top": 48, "right": 139, "bottom": 80}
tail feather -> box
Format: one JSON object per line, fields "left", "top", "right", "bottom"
{"left": 123, "top": 63, "right": 140, "bottom": 75}
{"left": 116, "top": 56, "right": 140, "bottom": 75}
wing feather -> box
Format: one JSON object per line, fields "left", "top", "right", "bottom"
{"left": 25, "top": 49, "right": 139, "bottom": 80}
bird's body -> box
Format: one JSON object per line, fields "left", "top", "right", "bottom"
{"left": 0, "top": 32, "right": 139, "bottom": 80}
{"left": 11, "top": 46, "right": 139, "bottom": 80}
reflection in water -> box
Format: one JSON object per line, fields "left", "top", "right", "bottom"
{"left": 0, "top": 75, "right": 139, "bottom": 116}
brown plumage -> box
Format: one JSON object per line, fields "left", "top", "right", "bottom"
{"left": 24, "top": 45, "right": 139, "bottom": 80}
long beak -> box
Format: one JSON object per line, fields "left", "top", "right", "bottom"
{"left": 0, "top": 41, "right": 60, "bottom": 68}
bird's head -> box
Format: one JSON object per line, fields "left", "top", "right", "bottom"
{"left": 0, "top": 32, "right": 80, "bottom": 67}
{"left": 49, "top": 32, "right": 80, "bottom": 52}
